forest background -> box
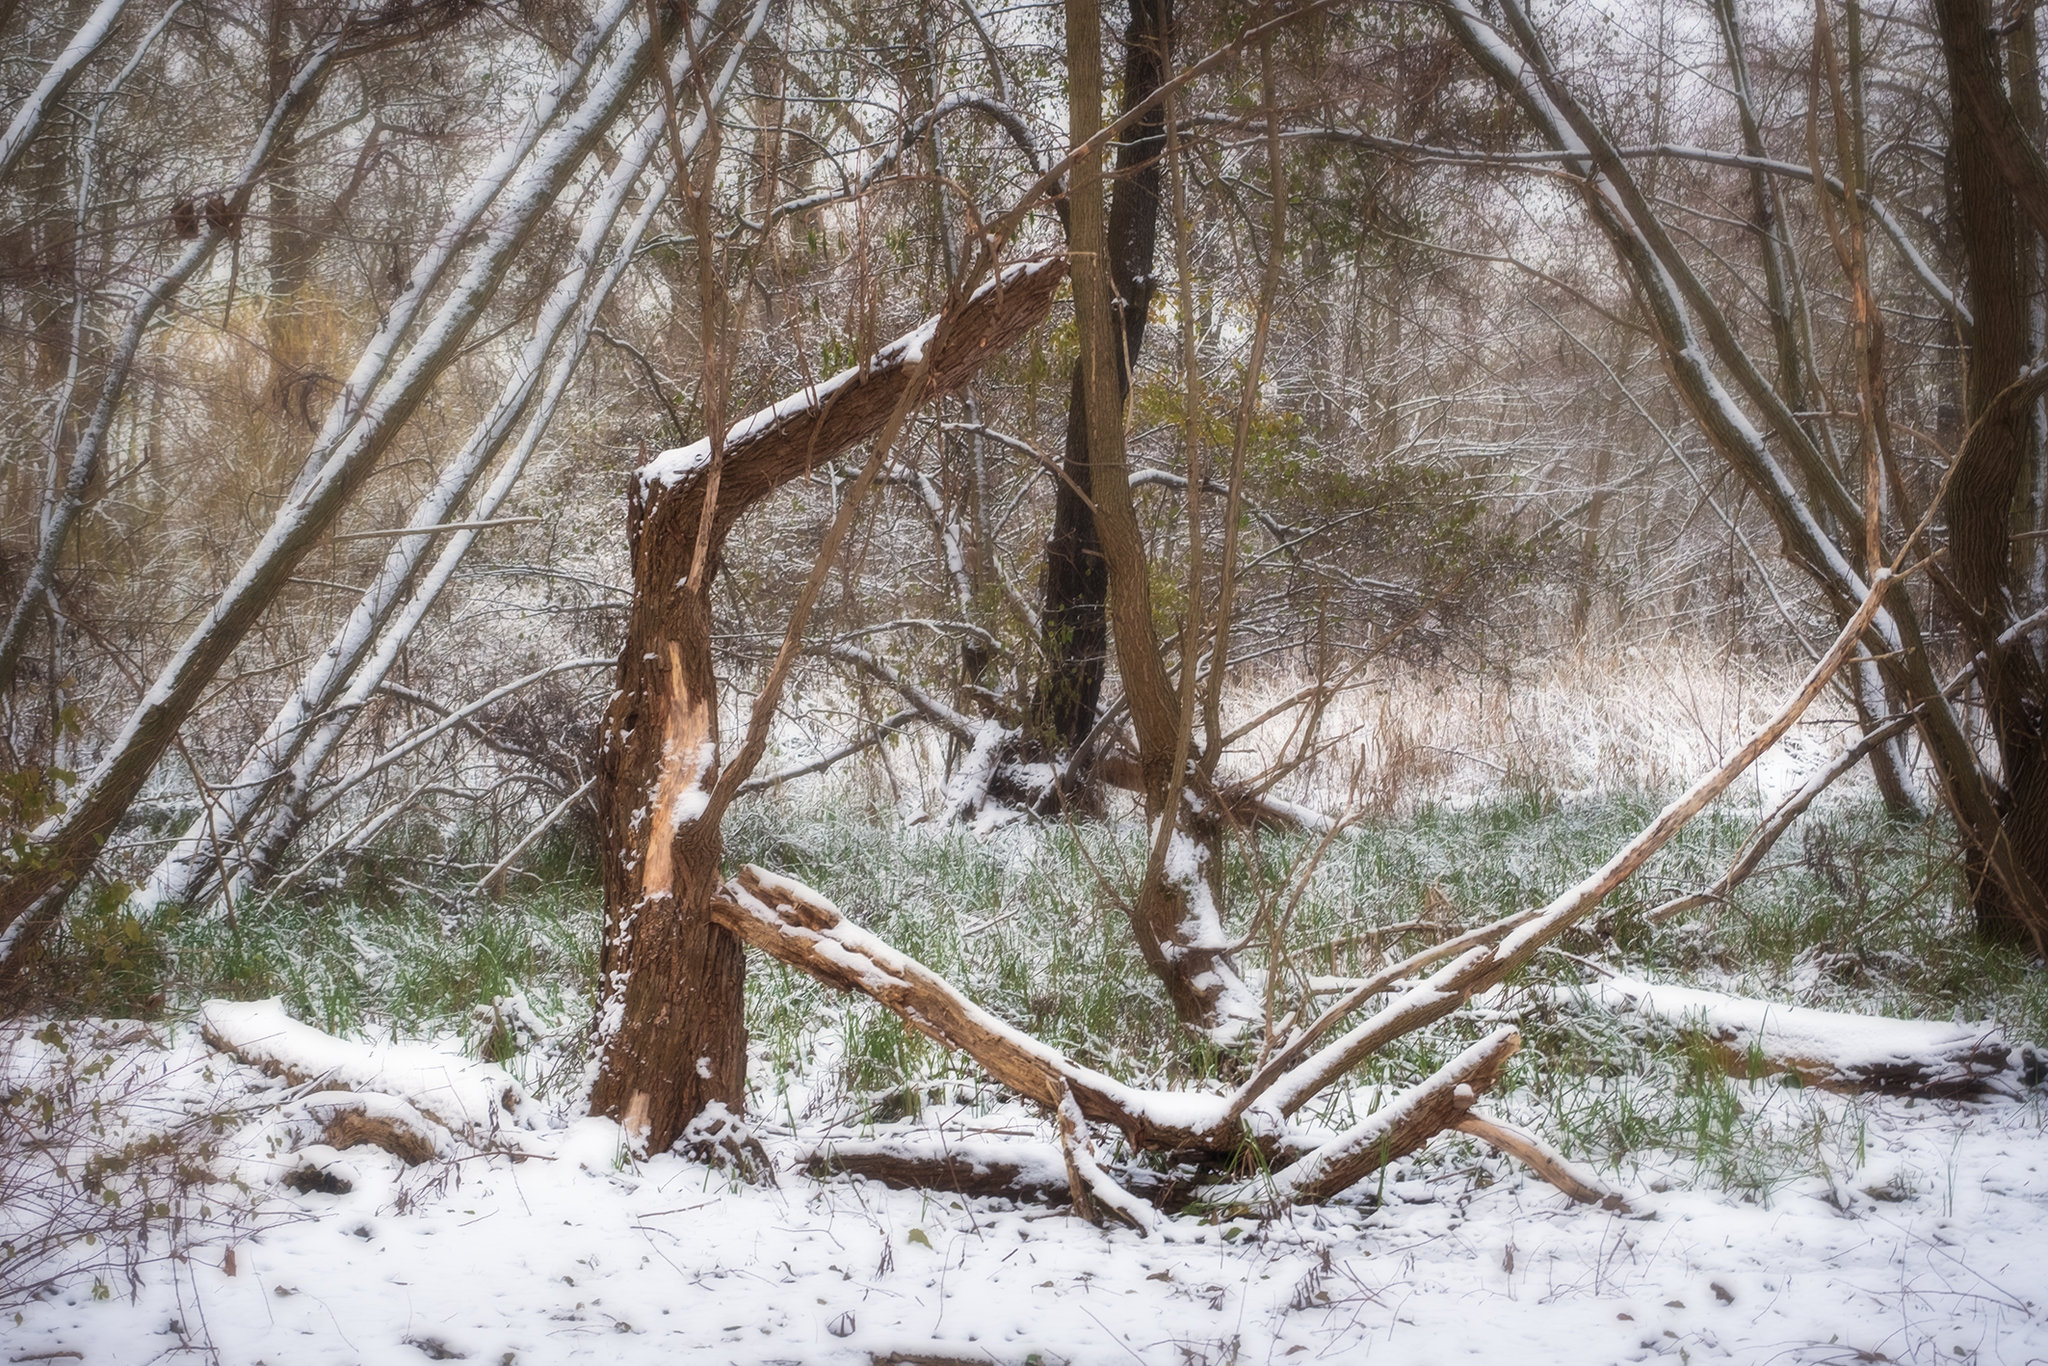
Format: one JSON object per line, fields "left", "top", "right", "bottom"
{"left": 4, "top": 1, "right": 2048, "bottom": 1352}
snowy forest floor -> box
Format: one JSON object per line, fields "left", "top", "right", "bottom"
{"left": 8, "top": 780, "right": 2048, "bottom": 1364}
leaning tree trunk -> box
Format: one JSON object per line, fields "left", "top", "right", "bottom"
{"left": 0, "top": 0, "right": 673, "bottom": 978}
{"left": 0, "top": 0, "right": 130, "bottom": 187}
{"left": 590, "top": 260, "right": 1064, "bottom": 1153}
{"left": 1436, "top": 0, "right": 2048, "bottom": 952}
{"left": 131, "top": 14, "right": 763, "bottom": 916}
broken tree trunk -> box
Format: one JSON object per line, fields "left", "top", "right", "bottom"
{"left": 714, "top": 571, "right": 1896, "bottom": 1211}
{"left": 590, "top": 259, "right": 1064, "bottom": 1153}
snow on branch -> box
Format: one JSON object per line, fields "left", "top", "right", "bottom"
{"left": 636, "top": 257, "right": 1065, "bottom": 538}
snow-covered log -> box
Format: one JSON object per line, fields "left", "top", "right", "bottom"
{"left": 197, "top": 999, "right": 537, "bottom": 1145}
{"left": 1580, "top": 977, "right": 2027, "bottom": 1099}
{"left": 806, "top": 1138, "right": 1076, "bottom": 1200}
{"left": 298, "top": 1091, "right": 451, "bottom": 1166}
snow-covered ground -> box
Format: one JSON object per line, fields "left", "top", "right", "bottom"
{"left": 6, "top": 1016, "right": 2045, "bottom": 1365}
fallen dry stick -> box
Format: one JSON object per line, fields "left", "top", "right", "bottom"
{"left": 1452, "top": 1111, "right": 1625, "bottom": 1208}
{"left": 1209, "top": 1027, "right": 1522, "bottom": 1207}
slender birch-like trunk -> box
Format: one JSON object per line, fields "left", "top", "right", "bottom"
{"left": 133, "top": 1, "right": 761, "bottom": 915}
{"left": 0, "top": 0, "right": 714, "bottom": 976}
{"left": 0, "top": 0, "right": 131, "bottom": 186}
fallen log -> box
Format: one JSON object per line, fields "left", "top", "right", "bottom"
{"left": 714, "top": 864, "right": 1226, "bottom": 1151}
{"left": 719, "top": 868, "right": 1523, "bottom": 1207}
{"left": 1579, "top": 975, "right": 2025, "bottom": 1099}
{"left": 199, "top": 998, "right": 537, "bottom": 1143}
{"left": 714, "top": 577, "right": 1901, "bottom": 1221}
{"left": 300, "top": 1091, "right": 449, "bottom": 1166}
{"left": 805, "top": 1137, "right": 1193, "bottom": 1206}
{"left": 806, "top": 1138, "right": 1073, "bottom": 1200}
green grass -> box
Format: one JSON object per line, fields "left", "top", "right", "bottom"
{"left": 31, "top": 783, "right": 2048, "bottom": 1197}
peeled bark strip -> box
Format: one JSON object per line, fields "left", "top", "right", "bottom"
{"left": 592, "top": 259, "right": 1064, "bottom": 1152}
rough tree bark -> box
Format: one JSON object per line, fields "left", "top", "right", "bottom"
{"left": 1017, "top": 0, "right": 1171, "bottom": 779}
{"left": 590, "top": 260, "right": 1064, "bottom": 1153}
{"left": 1933, "top": 0, "right": 2048, "bottom": 945}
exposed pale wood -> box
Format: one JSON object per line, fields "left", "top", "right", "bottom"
{"left": 1452, "top": 1110, "right": 1624, "bottom": 1208}
{"left": 594, "top": 257, "right": 1067, "bottom": 1152}
{"left": 713, "top": 866, "right": 1220, "bottom": 1150}
{"left": 1208, "top": 1027, "right": 1521, "bottom": 1208}
{"left": 1056, "top": 1082, "right": 1158, "bottom": 1233}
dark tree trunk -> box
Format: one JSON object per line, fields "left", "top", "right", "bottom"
{"left": 1935, "top": 0, "right": 2048, "bottom": 945}
{"left": 1022, "top": 0, "right": 1170, "bottom": 773}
